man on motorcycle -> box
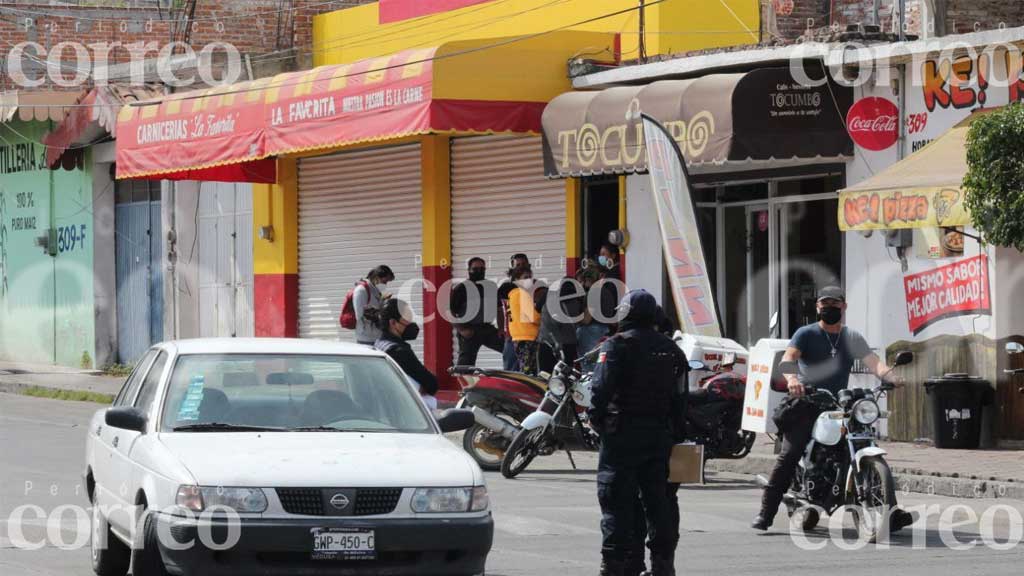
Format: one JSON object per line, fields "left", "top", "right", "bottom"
{"left": 752, "top": 286, "right": 915, "bottom": 532}
{"left": 590, "top": 290, "right": 688, "bottom": 576}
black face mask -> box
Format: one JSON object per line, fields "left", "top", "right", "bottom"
{"left": 468, "top": 269, "right": 486, "bottom": 282}
{"left": 818, "top": 306, "right": 842, "bottom": 326}
{"left": 401, "top": 322, "right": 420, "bottom": 341}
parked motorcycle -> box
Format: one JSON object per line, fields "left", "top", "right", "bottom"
{"left": 449, "top": 365, "right": 547, "bottom": 471}
{"left": 761, "top": 351, "right": 914, "bottom": 543}
{"left": 686, "top": 354, "right": 757, "bottom": 460}
{"left": 500, "top": 358, "right": 597, "bottom": 479}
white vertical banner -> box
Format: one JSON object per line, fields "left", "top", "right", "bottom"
{"left": 641, "top": 113, "right": 721, "bottom": 337}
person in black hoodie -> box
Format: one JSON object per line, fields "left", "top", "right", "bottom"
{"left": 375, "top": 299, "right": 438, "bottom": 409}
{"left": 451, "top": 257, "right": 503, "bottom": 367}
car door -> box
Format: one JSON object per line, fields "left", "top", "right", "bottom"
{"left": 93, "top": 350, "right": 157, "bottom": 516}
{"left": 108, "top": 350, "right": 166, "bottom": 533}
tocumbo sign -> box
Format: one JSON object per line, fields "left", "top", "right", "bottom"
{"left": 846, "top": 97, "right": 899, "bottom": 151}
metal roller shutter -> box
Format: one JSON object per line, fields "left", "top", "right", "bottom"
{"left": 298, "top": 144, "right": 424, "bottom": 356}
{"left": 450, "top": 135, "right": 566, "bottom": 368}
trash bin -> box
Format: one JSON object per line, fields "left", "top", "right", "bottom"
{"left": 923, "top": 374, "right": 992, "bottom": 449}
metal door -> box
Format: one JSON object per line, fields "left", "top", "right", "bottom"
{"left": 198, "top": 183, "right": 254, "bottom": 338}
{"left": 115, "top": 181, "right": 162, "bottom": 363}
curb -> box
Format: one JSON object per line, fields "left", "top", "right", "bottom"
{"left": 706, "top": 455, "right": 1024, "bottom": 501}
{"left": 0, "top": 382, "right": 115, "bottom": 403}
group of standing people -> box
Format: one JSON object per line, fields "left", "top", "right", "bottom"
{"left": 452, "top": 245, "right": 625, "bottom": 375}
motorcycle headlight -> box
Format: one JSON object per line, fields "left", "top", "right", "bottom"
{"left": 548, "top": 376, "right": 566, "bottom": 397}
{"left": 852, "top": 400, "right": 880, "bottom": 425}
{"left": 176, "top": 485, "right": 268, "bottom": 513}
{"left": 411, "top": 487, "right": 484, "bottom": 513}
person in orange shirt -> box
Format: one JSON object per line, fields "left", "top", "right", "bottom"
{"left": 508, "top": 266, "right": 541, "bottom": 375}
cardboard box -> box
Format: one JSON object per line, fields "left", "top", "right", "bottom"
{"left": 668, "top": 443, "right": 704, "bottom": 485}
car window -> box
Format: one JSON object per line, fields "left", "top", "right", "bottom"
{"left": 159, "top": 354, "right": 433, "bottom": 433}
{"left": 134, "top": 352, "right": 169, "bottom": 418}
{"left": 114, "top": 350, "right": 158, "bottom": 407}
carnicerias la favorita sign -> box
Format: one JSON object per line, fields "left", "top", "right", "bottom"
{"left": 903, "top": 254, "right": 991, "bottom": 335}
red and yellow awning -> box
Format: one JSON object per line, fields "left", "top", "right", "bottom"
{"left": 116, "top": 32, "right": 613, "bottom": 182}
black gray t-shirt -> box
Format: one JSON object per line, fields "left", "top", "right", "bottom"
{"left": 789, "top": 324, "right": 873, "bottom": 395}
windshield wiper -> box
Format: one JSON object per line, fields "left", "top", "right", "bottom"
{"left": 172, "top": 423, "right": 287, "bottom": 432}
{"left": 289, "top": 426, "right": 398, "bottom": 433}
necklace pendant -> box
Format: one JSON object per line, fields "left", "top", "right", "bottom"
{"left": 830, "top": 348, "right": 837, "bottom": 358}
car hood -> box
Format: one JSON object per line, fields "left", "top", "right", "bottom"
{"left": 157, "top": 432, "right": 478, "bottom": 487}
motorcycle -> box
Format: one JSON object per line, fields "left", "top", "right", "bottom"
{"left": 449, "top": 365, "right": 547, "bottom": 471}
{"left": 760, "top": 351, "right": 914, "bottom": 542}
{"left": 686, "top": 354, "right": 757, "bottom": 461}
{"left": 500, "top": 357, "right": 598, "bottom": 479}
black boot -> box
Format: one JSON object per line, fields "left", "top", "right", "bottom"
{"left": 600, "top": 559, "right": 626, "bottom": 576}
{"left": 624, "top": 557, "right": 647, "bottom": 576}
{"left": 752, "top": 488, "right": 782, "bottom": 531}
{"left": 640, "top": 555, "right": 675, "bottom": 576}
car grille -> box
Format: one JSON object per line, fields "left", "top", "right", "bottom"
{"left": 276, "top": 488, "right": 403, "bottom": 516}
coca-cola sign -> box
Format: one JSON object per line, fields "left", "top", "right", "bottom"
{"left": 846, "top": 97, "right": 899, "bottom": 151}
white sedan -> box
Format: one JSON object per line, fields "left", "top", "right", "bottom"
{"left": 84, "top": 338, "right": 491, "bottom": 576}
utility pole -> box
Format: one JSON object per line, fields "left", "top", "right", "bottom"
{"left": 638, "top": 0, "right": 648, "bottom": 62}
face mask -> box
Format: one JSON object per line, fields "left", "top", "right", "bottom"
{"left": 401, "top": 322, "right": 420, "bottom": 341}
{"left": 517, "top": 278, "right": 534, "bottom": 290}
{"left": 598, "top": 255, "right": 610, "bottom": 268}
{"left": 818, "top": 306, "right": 842, "bottom": 326}
{"left": 468, "top": 269, "right": 486, "bottom": 282}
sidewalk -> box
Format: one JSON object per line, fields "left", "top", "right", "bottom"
{"left": 0, "top": 360, "right": 125, "bottom": 400}
{"left": 708, "top": 436, "right": 1024, "bottom": 501}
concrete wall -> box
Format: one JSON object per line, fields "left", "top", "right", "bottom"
{"left": 164, "top": 181, "right": 202, "bottom": 341}
{"left": 91, "top": 142, "right": 116, "bottom": 368}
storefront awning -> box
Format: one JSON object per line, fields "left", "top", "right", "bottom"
{"left": 541, "top": 67, "right": 854, "bottom": 178}
{"left": 0, "top": 91, "right": 79, "bottom": 123}
{"left": 43, "top": 84, "right": 165, "bottom": 170}
{"left": 115, "top": 33, "right": 608, "bottom": 182}
{"left": 837, "top": 113, "right": 983, "bottom": 231}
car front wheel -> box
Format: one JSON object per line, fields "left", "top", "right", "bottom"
{"left": 91, "top": 502, "right": 129, "bottom": 576}
{"left": 130, "top": 511, "right": 169, "bottom": 576}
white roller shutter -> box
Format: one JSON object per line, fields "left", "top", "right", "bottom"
{"left": 298, "top": 144, "right": 424, "bottom": 356}
{"left": 451, "top": 135, "right": 566, "bottom": 368}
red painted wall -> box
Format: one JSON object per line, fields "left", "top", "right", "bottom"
{"left": 379, "top": 0, "right": 494, "bottom": 24}
{"left": 254, "top": 274, "right": 298, "bottom": 337}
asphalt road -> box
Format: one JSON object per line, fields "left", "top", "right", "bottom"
{"left": 2, "top": 394, "right": 1022, "bottom": 576}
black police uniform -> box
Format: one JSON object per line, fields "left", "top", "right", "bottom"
{"left": 589, "top": 293, "right": 687, "bottom": 576}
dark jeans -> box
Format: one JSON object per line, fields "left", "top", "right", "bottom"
{"left": 455, "top": 324, "right": 504, "bottom": 367}
{"left": 597, "top": 430, "right": 673, "bottom": 562}
{"left": 760, "top": 409, "right": 817, "bottom": 521}
{"left": 502, "top": 338, "right": 518, "bottom": 371}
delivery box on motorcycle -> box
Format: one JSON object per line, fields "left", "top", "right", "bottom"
{"left": 675, "top": 333, "right": 749, "bottom": 391}
{"left": 741, "top": 338, "right": 791, "bottom": 434}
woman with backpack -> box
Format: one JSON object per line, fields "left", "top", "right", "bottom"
{"left": 341, "top": 265, "right": 394, "bottom": 346}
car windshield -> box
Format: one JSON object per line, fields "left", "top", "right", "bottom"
{"left": 160, "top": 354, "right": 433, "bottom": 433}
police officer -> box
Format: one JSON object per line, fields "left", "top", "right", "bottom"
{"left": 590, "top": 290, "right": 688, "bottom": 576}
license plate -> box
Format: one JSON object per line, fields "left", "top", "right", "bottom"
{"left": 310, "top": 528, "right": 375, "bottom": 560}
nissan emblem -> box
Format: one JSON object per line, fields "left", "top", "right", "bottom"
{"left": 329, "top": 493, "right": 350, "bottom": 510}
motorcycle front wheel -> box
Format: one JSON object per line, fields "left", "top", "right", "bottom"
{"left": 851, "top": 456, "right": 896, "bottom": 543}
{"left": 501, "top": 426, "right": 546, "bottom": 479}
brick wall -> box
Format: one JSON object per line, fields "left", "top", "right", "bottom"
{"left": 0, "top": 0, "right": 374, "bottom": 90}
{"left": 766, "top": 0, "right": 1024, "bottom": 42}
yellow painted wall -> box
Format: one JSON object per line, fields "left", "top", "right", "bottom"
{"left": 313, "top": 0, "right": 760, "bottom": 67}
{"left": 253, "top": 158, "right": 298, "bottom": 275}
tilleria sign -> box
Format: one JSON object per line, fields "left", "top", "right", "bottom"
{"left": 846, "top": 97, "right": 899, "bottom": 151}
{"left": 903, "top": 254, "right": 991, "bottom": 335}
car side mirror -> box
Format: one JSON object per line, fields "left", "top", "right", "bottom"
{"left": 436, "top": 409, "right": 475, "bottom": 433}
{"left": 105, "top": 407, "right": 147, "bottom": 433}
{"left": 1006, "top": 342, "right": 1024, "bottom": 356}
{"left": 893, "top": 351, "right": 914, "bottom": 367}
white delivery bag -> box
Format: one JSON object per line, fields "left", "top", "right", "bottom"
{"left": 741, "top": 338, "right": 791, "bottom": 435}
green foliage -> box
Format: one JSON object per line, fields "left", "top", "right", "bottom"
{"left": 103, "top": 363, "right": 135, "bottom": 377}
{"left": 20, "top": 386, "right": 114, "bottom": 405}
{"left": 963, "top": 104, "right": 1024, "bottom": 251}
{"left": 80, "top": 351, "right": 93, "bottom": 370}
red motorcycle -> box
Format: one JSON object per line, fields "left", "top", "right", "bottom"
{"left": 449, "top": 366, "right": 548, "bottom": 471}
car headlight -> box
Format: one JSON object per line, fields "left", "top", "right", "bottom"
{"left": 548, "top": 376, "right": 566, "bottom": 397}
{"left": 175, "top": 485, "right": 268, "bottom": 513}
{"left": 852, "top": 400, "right": 880, "bottom": 425}
{"left": 410, "top": 487, "right": 488, "bottom": 513}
